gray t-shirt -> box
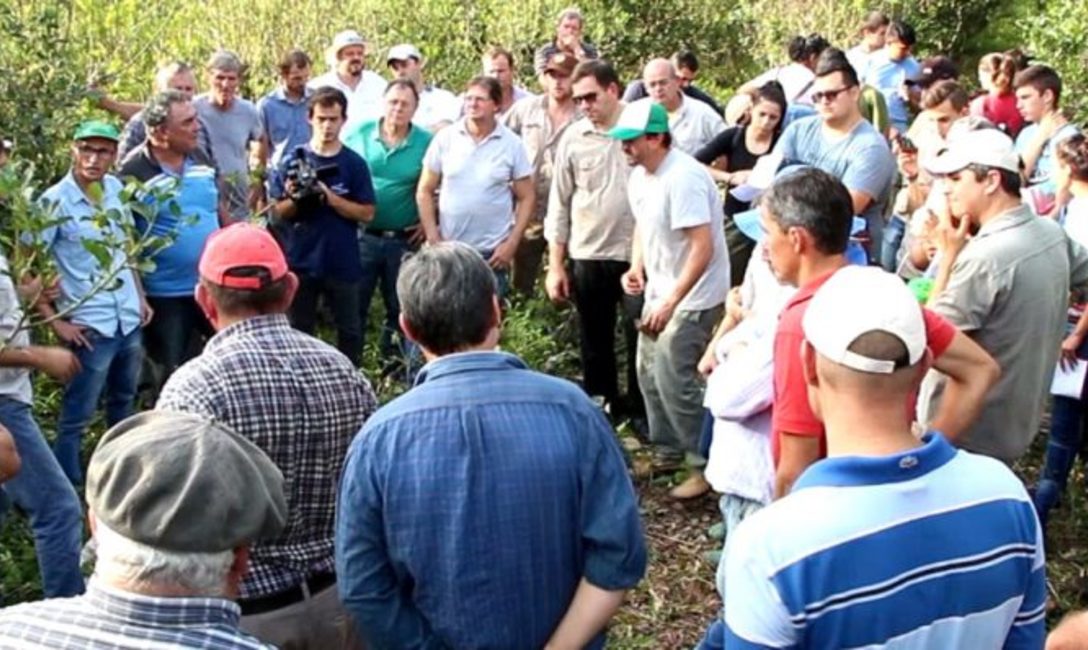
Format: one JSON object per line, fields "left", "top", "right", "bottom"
{"left": 774, "top": 115, "right": 896, "bottom": 236}
{"left": 0, "top": 254, "right": 33, "bottom": 404}
{"left": 194, "top": 95, "right": 262, "bottom": 220}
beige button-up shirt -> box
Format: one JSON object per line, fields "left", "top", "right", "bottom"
{"left": 544, "top": 116, "right": 635, "bottom": 262}
{"left": 504, "top": 95, "right": 577, "bottom": 221}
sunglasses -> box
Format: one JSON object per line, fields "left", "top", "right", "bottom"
{"left": 572, "top": 92, "right": 599, "bottom": 105}
{"left": 811, "top": 85, "right": 854, "bottom": 104}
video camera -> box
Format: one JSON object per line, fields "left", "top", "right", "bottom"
{"left": 284, "top": 146, "right": 339, "bottom": 205}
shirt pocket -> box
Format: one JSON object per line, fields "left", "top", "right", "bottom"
{"left": 575, "top": 155, "right": 605, "bottom": 192}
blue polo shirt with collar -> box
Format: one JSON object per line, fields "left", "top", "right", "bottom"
{"left": 36, "top": 172, "right": 142, "bottom": 337}
{"left": 723, "top": 433, "right": 1045, "bottom": 649}
{"left": 257, "top": 86, "right": 313, "bottom": 172}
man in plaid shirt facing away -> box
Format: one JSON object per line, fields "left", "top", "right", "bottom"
{"left": 157, "top": 222, "right": 377, "bottom": 649}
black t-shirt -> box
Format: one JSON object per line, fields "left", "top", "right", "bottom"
{"left": 694, "top": 126, "right": 778, "bottom": 216}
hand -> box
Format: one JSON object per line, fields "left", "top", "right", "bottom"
{"left": 52, "top": 320, "right": 92, "bottom": 349}
{"left": 545, "top": 266, "right": 571, "bottom": 303}
{"left": 406, "top": 225, "right": 426, "bottom": 246}
{"left": 1060, "top": 332, "right": 1084, "bottom": 372}
{"left": 284, "top": 178, "right": 299, "bottom": 198}
{"left": 621, "top": 268, "right": 644, "bottom": 296}
{"left": 697, "top": 347, "right": 718, "bottom": 377}
{"left": 725, "top": 286, "right": 745, "bottom": 322}
{"left": 642, "top": 298, "right": 676, "bottom": 334}
{"left": 140, "top": 299, "right": 154, "bottom": 327}
{"left": 248, "top": 183, "right": 266, "bottom": 211}
{"left": 488, "top": 238, "right": 518, "bottom": 269}
{"left": 897, "top": 149, "right": 919, "bottom": 180}
{"left": 16, "top": 275, "right": 42, "bottom": 302}
{"left": 728, "top": 170, "right": 751, "bottom": 187}
{"left": 30, "top": 346, "right": 81, "bottom": 383}
{"left": 934, "top": 210, "right": 971, "bottom": 260}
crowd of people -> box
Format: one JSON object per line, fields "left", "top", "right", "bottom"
{"left": 1, "top": 5, "right": 1088, "bottom": 648}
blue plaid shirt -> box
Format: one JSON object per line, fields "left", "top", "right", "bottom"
{"left": 0, "top": 581, "right": 274, "bottom": 648}
{"left": 335, "top": 351, "right": 647, "bottom": 649}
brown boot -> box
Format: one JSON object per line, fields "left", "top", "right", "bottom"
{"left": 669, "top": 471, "right": 711, "bottom": 500}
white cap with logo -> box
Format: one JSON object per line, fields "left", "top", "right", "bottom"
{"left": 387, "top": 44, "right": 422, "bottom": 63}
{"left": 802, "top": 266, "right": 927, "bottom": 374}
{"left": 925, "top": 128, "right": 1021, "bottom": 176}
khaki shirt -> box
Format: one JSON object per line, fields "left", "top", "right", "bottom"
{"left": 919, "top": 204, "right": 1088, "bottom": 463}
{"left": 544, "top": 116, "right": 635, "bottom": 262}
{"left": 504, "top": 95, "right": 577, "bottom": 221}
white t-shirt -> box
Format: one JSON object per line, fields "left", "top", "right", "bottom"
{"left": 750, "top": 63, "right": 816, "bottom": 105}
{"left": 846, "top": 45, "right": 877, "bottom": 80}
{"left": 1064, "top": 196, "right": 1088, "bottom": 249}
{"left": 416, "top": 86, "right": 460, "bottom": 131}
{"left": 628, "top": 148, "right": 730, "bottom": 311}
{"left": 309, "top": 70, "right": 388, "bottom": 129}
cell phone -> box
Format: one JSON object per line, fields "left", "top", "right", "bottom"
{"left": 896, "top": 134, "right": 918, "bottom": 154}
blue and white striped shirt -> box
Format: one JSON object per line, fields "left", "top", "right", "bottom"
{"left": 724, "top": 433, "right": 1045, "bottom": 649}
{"left": 0, "top": 581, "right": 274, "bottom": 649}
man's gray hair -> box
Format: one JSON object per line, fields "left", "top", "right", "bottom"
{"left": 144, "top": 90, "right": 189, "bottom": 129}
{"left": 396, "top": 242, "right": 498, "bottom": 356}
{"left": 206, "top": 49, "right": 244, "bottom": 73}
{"left": 760, "top": 167, "right": 852, "bottom": 255}
{"left": 153, "top": 61, "right": 192, "bottom": 93}
{"left": 557, "top": 6, "right": 584, "bottom": 24}
{"left": 93, "top": 521, "right": 234, "bottom": 596}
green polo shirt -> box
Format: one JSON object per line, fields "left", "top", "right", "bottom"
{"left": 343, "top": 119, "right": 432, "bottom": 230}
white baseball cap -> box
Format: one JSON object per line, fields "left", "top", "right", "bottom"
{"left": 802, "top": 266, "right": 926, "bottom": 374}
{"left": 388, "top": 44, "right": 422, "bottom": 63}
{"left": 925, "top": 127, "right": 1021, "bottom": 176}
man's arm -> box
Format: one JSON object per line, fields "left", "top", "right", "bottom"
{"left": 0, "top": 345, "right": 81, "bottom": 383}
{"left": 488, "top": 175, "right": 535, "bottom": 269}
{"left": 621, "top": 224, "right": 645, "bottom": 296}
{"left": 927, "top": 328, "right": 1000, "bottom": 442}
{"left": 544, "top": 139, "right": 575, "bottom": 303}
{"left": 416, "top": 167, "right": 443, "bottom": 244}
{"left": 0, "top": 424, "right": 19, "bottom": 483}
{"left": 642, "top": 223, "right": 713, "bottom": 333}
{"left": 773, "top": 432, "right": 822, "bottom": 499}
{"left": 97, "top": 95, "right": 143, "bottom": 121}
{"left": 545, "top": 580, "right": 626, "bottom": 650}
{"left": 321, "top": 183, "right": 375, "bottom": 223}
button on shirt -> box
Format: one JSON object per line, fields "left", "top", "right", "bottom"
{"left": 309, "top": 70, "right": 388, "bottom": 129}
{"left": 545, "top": 116, "right": 635, "bottom": 262}
{"left": 423, "top": 118, "right": 532, "bottom": 251}
{"left": 634, "top": 96, "right": 725, "bottom": 155}
{"left": 921, "top": 204, "right": 1088, "bottom": 463}
{"left": 257, "top": 86, "right": 313, "bottom": 171}
{"left": 504, "top": 94, "right": 578, "bottom": 221}
{"left": 627, "top": 148, "right": 730, "bottom": 311}
{"left": 343, "top": 119, "right": 432, "bottom": 231}
{"left": 0, "top": 581, "right": 275, "bottom": 649}
{"left": 157, "top": 314, "right": 377, "bottom": 599}
{"left": 336, "top": 351, "right": 647, "bottom": 650}
{"left": 36, "top": 172, "right": 142, "bottom": 337}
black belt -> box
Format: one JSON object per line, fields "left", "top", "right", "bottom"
{"left": 238, "top": 571, "right": 337, "bottom": 616}
{"left": 365, "top": 228, "right": 412, "bottom": 239}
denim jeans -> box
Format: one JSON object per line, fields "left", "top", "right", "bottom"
{"left": 0, "top": 397, "right": 85, "bottom": 597}
{"left": 1033, "top": 335, "right": 1088, "bottom": 529}
{"left": 290, "top": 275, "right": 363, "bottom": 365}
{"left": 358, "top": 232, "right": 414, "bottom": 357}
{"left": 55, "top": 327, "right": 143, "bottom": 484}
{"left": 880, "top": 214, "right": 908, "bottom": 273}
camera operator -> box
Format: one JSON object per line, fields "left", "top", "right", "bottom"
{"left": 271, "top": 87, "right": 375, "bottom": 365}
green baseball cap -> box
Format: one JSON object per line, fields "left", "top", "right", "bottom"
{"left": 608, "top": 101, "right": 669, "bottom": 141}
{"left": 73, "top": 120, "right": 120, "bottom": 143}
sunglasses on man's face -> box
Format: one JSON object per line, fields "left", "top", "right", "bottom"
{"left": 573, "top": 92, "right": 599, "bottom": 105}
{"left": 811, "top": 85, "right": 854, "bottom": 104}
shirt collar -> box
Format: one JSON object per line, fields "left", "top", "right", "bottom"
{"left": 56, "top": 170, "right": 95, "bottom": 207}
{"left": 975, "top": 203, "right": 1035, "bottom": 239}
{"left": 794, "top": 432, "right": 958, "bottom": 490}
{"left": 204, "top": 313, "right": 291, "bottom": 352}
{"left": 272, "top": 86, "right": 312, "bottom": 104}
{"left": 414, "top": 350, "right": 527, "bottom": 385}
{"left": 85, "top": 581, "right": 242, "bottom": 629}
{"left": 784, "top": 268, "right": 840, "bottom": 311}
{"left": 456, "top": 117, "right": 503, "bottom": 142}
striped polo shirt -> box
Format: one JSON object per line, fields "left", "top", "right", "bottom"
{"left": 724, "top": 433, "right": 1045, "bottom": 649}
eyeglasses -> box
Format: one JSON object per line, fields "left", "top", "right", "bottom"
{"left": 811, "top": 86, "right": 854, "bottom": 104}
{"left": 572, "top": 92, "right": 599, "bottom": 105}
{"left": 75, "top": 144, "right": 115, "bottom": 159}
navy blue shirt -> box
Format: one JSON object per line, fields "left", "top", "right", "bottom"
{"left": 335, "top": 351, "right": 647, "bottom": 649}
{"left": 271, "top": 145, "right": 375, "bottom": 282}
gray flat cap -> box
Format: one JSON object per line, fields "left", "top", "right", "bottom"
{"left": 87, "top": 411, "right": 287, "bottom": 553}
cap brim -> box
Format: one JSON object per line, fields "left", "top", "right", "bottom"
{"left": 734, "top": 208, "right": 764, "bottom": 243}
{"left": 924, "top": 150, "right": 970, "bottom": 176}
{"left": 607, "top": 127, "right": 644, "bottom": 141}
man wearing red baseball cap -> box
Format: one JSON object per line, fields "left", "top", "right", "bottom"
{"left": 156, "top": 222, "right": 377, "bottom": 649}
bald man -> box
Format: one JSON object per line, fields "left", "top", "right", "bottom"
{"left": 635, "top": 58, "right": 725, "bottom": 154}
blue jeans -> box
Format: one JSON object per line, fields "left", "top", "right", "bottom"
{"left": 55, "top": 327, "right": 143, "bottom": 484}
{"left": 477, "top": 248, "right": 510, "bottom": 300}
{"left": 0, "top": 397, "right": 85, "bottom": 597}
{"left": 358, "top": 232, "right": 414, "bottom": 356}
{"left": 881, "top": 214, "right": 907, "bottom": 273}
{"left": 1034, "top": 336, "right": 1088, "bottom": 529}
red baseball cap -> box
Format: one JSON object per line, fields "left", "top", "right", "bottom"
{"left": 199, "top": 223, "right": 288, "bottom": 290}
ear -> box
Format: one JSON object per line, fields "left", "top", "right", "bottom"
{"left": 801, "top": 340, "right": 820, "bottom": 388}
{"left": 194, "top": 282, "right": 219, "bottom": 327}
{"left": 279, "top": 271, "right": 300, "bottom": 310}
{"left": 788, "top": 226, "right": 807, "bottom": 255}
{"left": 224, "top": 546, "right": 251, "bottom": 599}
{"left": 399, "top": 313, "right": 420, "bottom": 346}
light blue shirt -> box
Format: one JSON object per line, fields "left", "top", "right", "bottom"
{"left": 1016, "top": 122, "right": 1080, "bottom": 195}
{"left": 36, "top": 172, "right": 142, "bottom": 337}
{"left": 862, "top": 53, "right": 920, "bottom": 132}
{"left": 257, "top": 87, "right": 312, "bottom": 173}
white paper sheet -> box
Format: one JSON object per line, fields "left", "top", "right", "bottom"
{"left": 1050, "top": 359, "right": 1088, "bottom": 399}
{"left": 729, "top": 152, "right": 783, "bottom": 203}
